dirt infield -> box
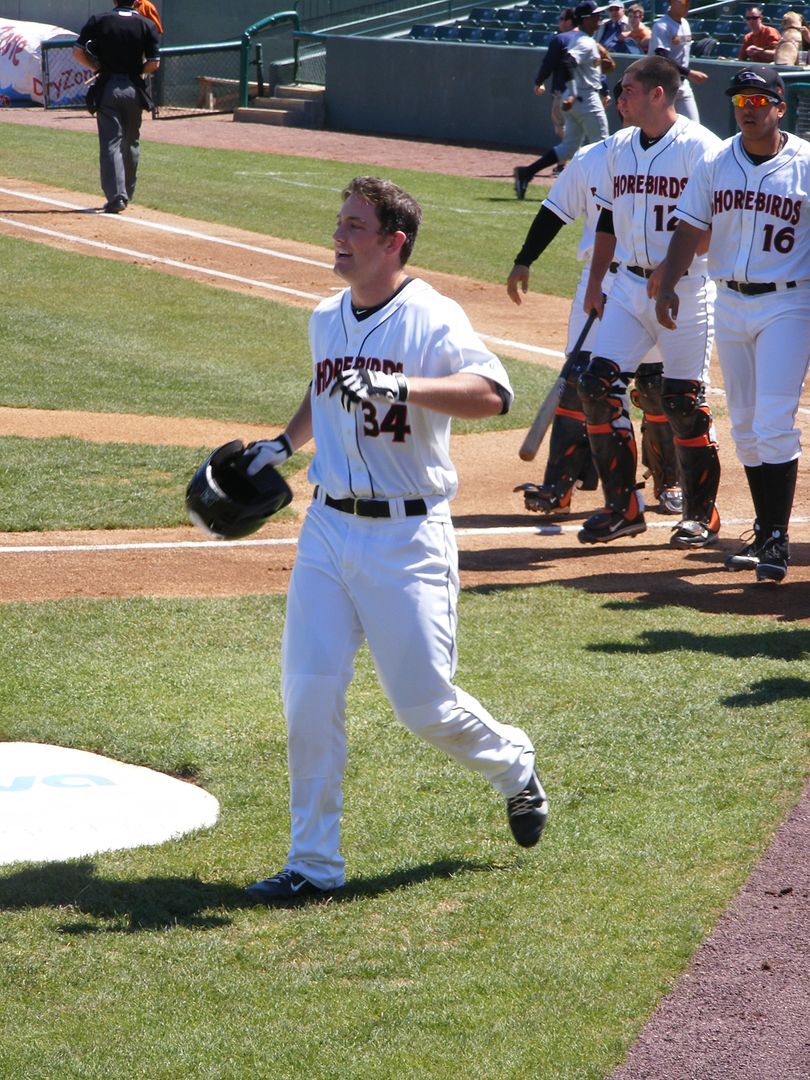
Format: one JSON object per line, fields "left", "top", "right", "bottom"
{"left": 1, "top": 108, "right": 808, "bottom": 1078}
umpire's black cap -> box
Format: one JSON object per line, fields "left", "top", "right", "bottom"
{"left": 726, "top": 66, "right": 786, "bottom": 102}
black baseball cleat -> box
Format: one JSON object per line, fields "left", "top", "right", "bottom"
{"left": 755, "top": 529, "right": 789, "bottom": 583}
{"left": 669, "top": 518, "right": 719, "bottom": 549}
{"left": 513, "top": 167, "right": 530, "bottom": 200}
{"left": 725, "top": 523, "right": 764, "bottom": 572}
{"left": 514, "top": 482, "right": 572, "bottom": 514}
{"left": 506, "top": 770, "right": 549, "bottom": 848}
{"left": 103, "top": 196, "right": 128, "bottom": 214}
{"left": 578, "top": 508, "right": 646, "bottom": 544}
{"left": 245, "top": 869, "right": 335, "bottom": 905}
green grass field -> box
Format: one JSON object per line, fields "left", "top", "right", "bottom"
{"left": 0, "top": 123, "right": 581, "bottom": 294}
{"left": 0, "top": 120, "right": 808, "bottom": 1080}
{"left": 1, "top": 592, "right": 808, "bottom": 1079}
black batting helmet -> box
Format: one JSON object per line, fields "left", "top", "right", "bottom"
{"left": 185, "top": 439, "right": 293, "bottom": 540}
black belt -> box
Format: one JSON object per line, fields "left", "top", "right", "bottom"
{"left": 627, "top": 264, "right": 688, "bottom": 280}
{"left": 315, "top": 486, "right": 427, "bottom": 518}
{"left": 609, "top": 261, "right": 619, "bottom": 274}
{"left": 726, "top": 280, "right": 796, "bottom": 296}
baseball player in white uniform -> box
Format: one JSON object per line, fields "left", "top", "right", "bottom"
{"left": 514, "top": 0, "right": 610, "bottom": 199}
{"left": 656, "top": 67, "right": 810, "bottom": 583}
{"left": 577, "top": 55, "right": 722, "bottom": 547}
{"left": 508, "top": 89, "right": 681, "bottom": 515}
{"left": 649, "top": 0, "right": 708, "bottom": 122}
{"left": 242, "top": 177, "right": 548, "bottom": 904}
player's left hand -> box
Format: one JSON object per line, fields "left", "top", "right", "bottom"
{"left": 331, "top": 369, "right": 409, "bottom": 412}
{"left": 688, "top": 70, "right": 709, "bottom": 84}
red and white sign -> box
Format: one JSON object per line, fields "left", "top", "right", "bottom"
{"left": 0, "top": 743, "right": 220, "bottom": 865}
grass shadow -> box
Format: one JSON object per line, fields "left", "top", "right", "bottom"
{"left": 0, "top": 856, "right": 491, "bottom": 931}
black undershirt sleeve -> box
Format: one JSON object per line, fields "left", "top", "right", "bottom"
{"left": 513, "top": 205, "right": 566, "bottom": 266}
{"left": 596, "top": 207, "right": 615, "bottom": 235}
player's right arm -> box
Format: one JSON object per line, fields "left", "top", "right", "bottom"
{"left": 654, "top": 220, "right": 706, "bottom": 329}
{"left": 507, "top": 207, "right": 567, "bottom": 305}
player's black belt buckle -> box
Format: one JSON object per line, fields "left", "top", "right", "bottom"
{"left": 726, "top": 280, "right": 796, "bottom": 296}
{"left": 609, "top": 261, "right": 619, "bottom": 274}
{"left": 316, "top": 487, "right": 427, "bottom": 518}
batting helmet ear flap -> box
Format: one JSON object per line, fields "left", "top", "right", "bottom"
{"left": 185, "top": 439, "right": 293, "bottom": 540}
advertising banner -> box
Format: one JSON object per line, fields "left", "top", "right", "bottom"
{"left": 0, "top": 19, "right": 87, "bottom": 106}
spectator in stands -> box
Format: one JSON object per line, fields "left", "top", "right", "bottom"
{"left": 532, "top": 7, "right": 577, "bottom": 151}
{"left": 135, "top": 0, "right": 163, "bottom": 33}
{"left": 650, "top": 0, "right": 708, "bottom": 121}
{"left": 625, "top": 5, "right": 651, "bottom": 51}
{"left": 514, "top": 1, "right": 610, "bottom": 199}
{"left": 738, "top": 7, "right": 780, "bottom": 61}
{"left": 597, "top": 2, "right": 630, "bottom": 50}
{"left": 773, "top": 11, "right": 810, "bottom": 65}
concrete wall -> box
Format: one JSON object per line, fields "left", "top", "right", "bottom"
{"left": 324, "top": 37, "right": 763, "bottom": 149}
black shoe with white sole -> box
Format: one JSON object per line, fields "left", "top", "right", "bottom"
{"left": 725, "top": 522, "right": 764, "bottom": 572}
{"left": 755, "top": 529, "right": 789, "bottom": 583}
{"left": 506, "top": 770, "right": 548, "bottom": 848}
{"left": 245, "top": 869, "right": 335, "bottom": 904}
{"left": 578, "top": 508, "right": 646, "bottom": 544}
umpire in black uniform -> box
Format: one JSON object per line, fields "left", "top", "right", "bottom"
{"left": 73, "top": 1, "right": 161, "bottom": 213}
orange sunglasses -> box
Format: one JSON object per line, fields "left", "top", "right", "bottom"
{"left": 730, "top": 93, "right": 778, "bottom": 108}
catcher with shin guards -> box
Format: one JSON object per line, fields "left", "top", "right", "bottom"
{"left": 508, "top": 82, "right": 682, "bottom": 517}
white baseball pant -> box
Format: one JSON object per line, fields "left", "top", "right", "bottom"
{"left": 714, "top": 283, "right": 810, "bottom": 467}
{"left": 280, "top": 501, "right": 537, "bottom": 889}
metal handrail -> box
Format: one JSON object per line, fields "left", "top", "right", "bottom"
{"left": 239, "top": 11, "right": 301, "bottom": 107}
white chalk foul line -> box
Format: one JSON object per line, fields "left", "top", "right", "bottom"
{"left": 0, "top": 186, "right": 558, "bottom": 358}
{"left": 0, "top": 186, "right": 333, "bottom": 269}
{"left": 0, "top": 216, "right": 326, "bottom": 302}
{"left": 2, "top": 516, "right": 808, "bottom": 554}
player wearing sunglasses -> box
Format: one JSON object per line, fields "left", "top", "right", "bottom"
{"left": 655, "top": 67, "right": 810, "bottom": 584}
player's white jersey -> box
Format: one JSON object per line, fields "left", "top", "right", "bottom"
{"left": 674, "top": 132, "right": 810, "bottom": 285}
{"left": 307, "top": 278, "right": 513, "bottom": 502}
{"left": 649, "top": 13, "right": 692, "bottom": 68}
{"left": 564, "top": 29, "right": 603, "bottom": 97}
{"left": 543, "top": 139, "right": 609, "bottom": 263}
{"left": 594, "top": 116, "right": 721, "bottom": 269}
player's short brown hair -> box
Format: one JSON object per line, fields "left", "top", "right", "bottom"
{"left": 342, "top": 176, "right": 422, "bottom": 265}
{"left": 624, "top": 55, "right": 682, "bottom": 103}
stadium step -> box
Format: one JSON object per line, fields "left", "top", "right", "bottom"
{"left": 233, "top": 84, "right": 325, "bottom": 128}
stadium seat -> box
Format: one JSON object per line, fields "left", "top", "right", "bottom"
{"left": 458, "top": 24, "right": 485, "bottom": 41}
{"left": 409, "top": 23, "right": 437, "bottom": 39}
{"left": 530, "top": 29, "right": 553, "bottom": 45}
{"left": 524, "top": 8, "right": 549, "bottom": 24}
{"left": 713, "top": 39, "right": 742, "bottom": 57}
{"left": 481, "top": 26, "right": 509, "bottom": 42}
{"left": 500, "top": 8, "right": 526, "bottom": 24}
{"left": 470, "top": 7, "right": 498, "bottom": 20}
{"left": 506, "top": 27, "right": 533, "bottom": 43}
{"left": 435, "top": 24, "right": 461, "bottom": 40}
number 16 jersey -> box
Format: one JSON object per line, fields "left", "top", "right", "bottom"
{"left": 674, "top": 131, "right": 810, "bottom": 286}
